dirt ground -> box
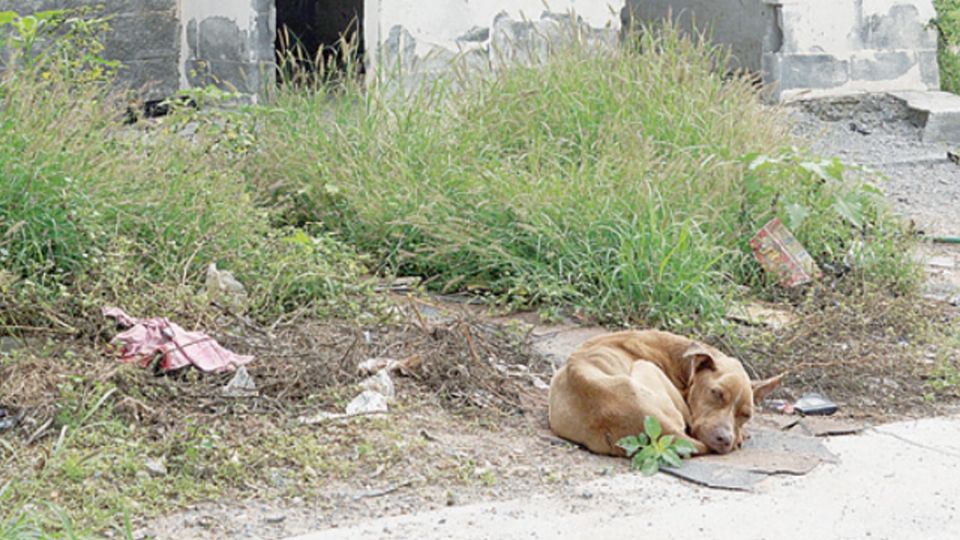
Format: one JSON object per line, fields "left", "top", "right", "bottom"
{"left": 145, "top": 96, "right": 960, "bottom": 539}
{"left": 3, "top": 94, "right": 960, "bottom": 540}
{"left": 4, "top": 284, "right": 955, "bottom": 540}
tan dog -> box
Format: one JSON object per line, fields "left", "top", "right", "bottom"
{"left": 548, "top": 330, "right": 782, "bottom": 456}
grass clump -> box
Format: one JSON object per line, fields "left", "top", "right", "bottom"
{"left": 0, "top": 11, "right": 370, "bottom": 331}
{"left": 250, "top": 24, "right": 917, "bottom": 329}
{"left": 935, "top": 0, "right": 960, "bottom": 94}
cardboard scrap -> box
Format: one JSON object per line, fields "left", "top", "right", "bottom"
{"left": 662, "top": 461, "right": 766, "bottom": 492}
{"left": 743, "top": 429, "right": 839, "bottom": 464}
{"left": 695, "top": 448, "right": 821, "bottom": 476}
{"left": 664, "top": 428, "right": 839, "bottom": 491}
{"left": 793, "top": 417, "right": 867, "bottom": 437}
{"left": 725, "top": 302, "right": 795, "bottom": 330}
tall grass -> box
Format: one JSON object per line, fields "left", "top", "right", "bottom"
{"left": 249, "top": 24, "right": 917, "bottom": 328}
{"left": 0, "top": 13, "right": 368, "bottom": 328}
{"left": 935, "top": 0, "right": 960, "bottom": 94}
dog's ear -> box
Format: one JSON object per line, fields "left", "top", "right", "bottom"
{"left": 682, "top": 342, "right": 715, "bottom": 384}
{"left": 751, "top": 373, "right": 785, "bottom": 404}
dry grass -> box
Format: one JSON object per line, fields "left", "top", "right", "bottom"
{"left": 0, "top": 307, "right": 552, "bottom": 536}
{"left": 727, "top": 287, "right": 960, "bottom": 416}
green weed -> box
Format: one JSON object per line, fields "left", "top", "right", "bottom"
{"left": 617, "top": 416, "right": 697, "bottom": 476}
{"left": 935, "top": 1, "right": 960, "bottom": 94}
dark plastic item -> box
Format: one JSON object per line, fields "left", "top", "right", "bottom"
{"left": 0, "top": 406, "right": 18, "bottom": 431}
{"left": 794, "top": 393, "right": 838, "bottom": 416}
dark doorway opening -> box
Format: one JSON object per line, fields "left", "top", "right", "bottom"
{"left": 275, "top": 0, "right": 364, "bottom": 82}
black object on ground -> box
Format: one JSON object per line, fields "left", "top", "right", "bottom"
{"left": 794, "top": 393, "right": 838, "bottom": 416}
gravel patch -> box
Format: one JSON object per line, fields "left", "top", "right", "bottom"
{"left": 789, "top": 93, "right": 960, "bottom": 237}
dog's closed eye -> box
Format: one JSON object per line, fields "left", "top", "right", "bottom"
{"left": 711, "top": 387, "right": 726, "bottom": 403}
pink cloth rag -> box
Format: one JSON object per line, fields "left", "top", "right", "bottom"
{"left": 103, "top": 307, "right": 253, "bottom": 373}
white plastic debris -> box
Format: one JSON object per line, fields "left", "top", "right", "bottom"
{"left": 144, "top": 457, "right": 167, "bottom": 477}
{"left": 359, "top": 370, "right": 395, "bottom": 401}
{"left": 357, "top": 355, "right": 423, "bottom": 377}
{"left": 357, "top": 357, "right": 394, "bottom": 376}
{"left": 297, "top": 411, "right": 343, "bottom": 425}
{"left": 221, "top": 366, "right": 258, "bottom": 398}
{"left": 206, "top": 262, "right": 249, "bottom": 312}
{"left": 346, "top": 390, "right": 389, "bottom": 415}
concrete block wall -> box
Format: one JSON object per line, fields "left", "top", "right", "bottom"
{"left": 0, "top": 0, "right": 632, "bottom": 99}
{"left": 0, "top": 0, "right": 181, "bottom": 100}
{"left": 626, "top": 0, "right": 941, "bottom": 102}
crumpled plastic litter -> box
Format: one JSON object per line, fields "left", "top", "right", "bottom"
{"left": 359, "top": 370, "right": 395, "bottom": 401}
{"left": 0, "top": 406, "right": 19, "bottom": 432}
{"left": 346, "top": 390, "right": 388, "bottom": 415}
{"left": 103, "top": 307, "right": 253, "bottom": 373}
{"left": 221, "top": 366, "right": 258, "bottom": 397}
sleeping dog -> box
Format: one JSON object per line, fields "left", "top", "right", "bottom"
{"left": 548, "top": 330, "right": 782, "bottom": 455}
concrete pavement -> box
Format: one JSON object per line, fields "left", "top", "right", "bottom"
{"left": 288, "top": 415, "right": 960, "bottom": 540}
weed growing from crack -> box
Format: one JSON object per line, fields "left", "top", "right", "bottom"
{"left": 617, "top": 416, "right": 697, "bottom": 476}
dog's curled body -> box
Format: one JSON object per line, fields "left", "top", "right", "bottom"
{"left": 548, "top": 330, "right": 707, "bottom": 455}
{"left": 548, "top": 330, "right": 782, "bottom": 456}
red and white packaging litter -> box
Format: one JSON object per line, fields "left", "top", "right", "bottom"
{"left": 750, "top": 218, "right": 822, "bottom": 288}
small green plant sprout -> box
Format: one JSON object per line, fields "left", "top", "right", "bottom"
{"left": 616, "top": 416, "right": 697, "bottom": 476}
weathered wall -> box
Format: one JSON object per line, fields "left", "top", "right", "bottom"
{"left": 626, "top": 0, "right": 940, "bottom": 102}
{"left": 0, "top": 0, "right": 180, "bottom": 100}
{"left": 768, "top": 0, "right": 939, "bottom": 100}
{"left": 178, "top": 0, "right": 275, "bottom": 97}
{"left": 5, "top": 1, "right": 627, "bottom": 99}
{"left": 624, "top": 0, "right": 779, "bottom": 73}
{"left": 366, "top": 0, "right": 627, "bottom": 89}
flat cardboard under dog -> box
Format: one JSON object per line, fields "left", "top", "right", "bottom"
{"left": 663, "top": 429, "right": 838, "bottom": 491}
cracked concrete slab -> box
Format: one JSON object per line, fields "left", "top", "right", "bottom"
{"left": 287, "top": 415, "right": 960, "bottom": 540}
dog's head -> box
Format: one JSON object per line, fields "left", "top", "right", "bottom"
{"left": 682, "top": 342, "right": 782, "bottom": 454}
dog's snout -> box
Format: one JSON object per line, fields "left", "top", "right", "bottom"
{"left": 708, "top": 429, "right": 735, "bottom": 453}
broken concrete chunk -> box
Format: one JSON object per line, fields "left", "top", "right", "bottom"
{"left": 346, "top": 390, "right": 389, "bottom": 415}
{"left": 360, "top": 370, "right": 395, "bottom": 401}
{"left": 457, "top": 26, "right": 490, "bottom": 43}
{"left": 743, "top": 429, "right": 839, "bottom": 464}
